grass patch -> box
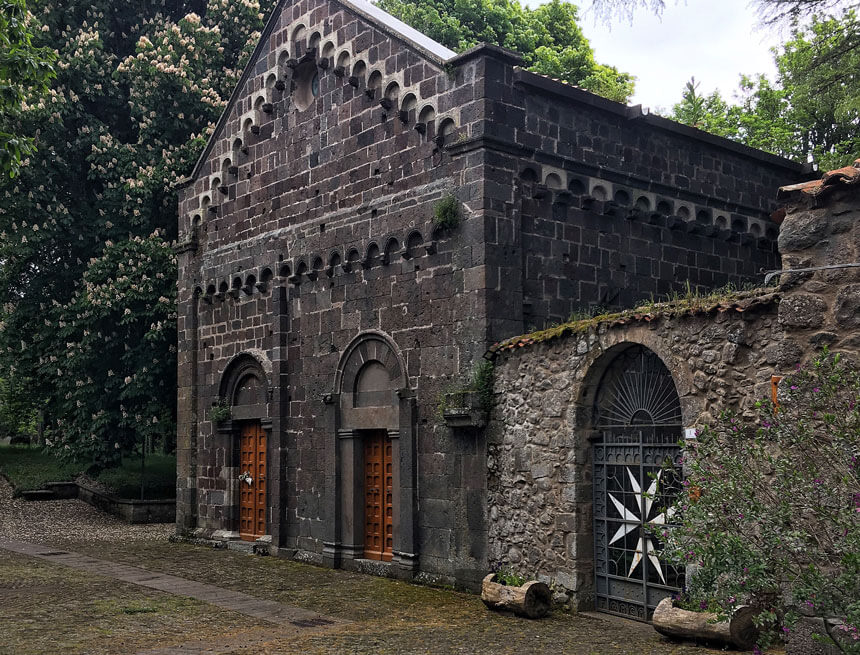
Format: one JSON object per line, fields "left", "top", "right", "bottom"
{"left": 120, "top": 605, "right": 159, "bottom": 615}
{"left": 0, "top": 444, "right": 84, "bottom": 492}
{"left": 0, "top": 444, "right": 175, "bottom": 499}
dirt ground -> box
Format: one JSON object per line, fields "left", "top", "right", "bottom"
{"left": 0, "top": 479, "right": 745, "bottom": 655}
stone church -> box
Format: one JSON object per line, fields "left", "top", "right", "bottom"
{"left": 175, "top": 0, "right": 806, "bottom": 611}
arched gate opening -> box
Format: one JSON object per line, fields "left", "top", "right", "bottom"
{"left": 591, "top": 344, "right": 685, "bottom": 621}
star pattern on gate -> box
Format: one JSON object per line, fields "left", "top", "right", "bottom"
{"left": 607, "top": 467, "right": 675, "bottom": 584}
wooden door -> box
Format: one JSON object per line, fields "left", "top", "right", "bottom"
{"left": 364, "top": 431, "right": 393, "bottom": 561}
{"left": 239, "top": 423, "right": 266, "bottom": 541}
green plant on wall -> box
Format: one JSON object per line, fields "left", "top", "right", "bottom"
{"left": 438, "top": 359, "right": 495, "bottom": 416}
{"left": 433, "top": 194, "right": 460, "bottom": 230}
{"left": 208, "top": 398, "right": 231, "bottom": 424}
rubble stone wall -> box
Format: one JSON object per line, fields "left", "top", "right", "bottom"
{"left": 487, "top": 185, "right": 860, "bottom": 608}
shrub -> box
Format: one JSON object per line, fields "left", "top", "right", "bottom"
{"left": 208, "top": 398, "right": 231, "bottom": 423}
{"left": 663, "top": 351, "right": 860, "bottom": 653}
{"left": 437, "top": 359, "right": 494, "bottom": 416}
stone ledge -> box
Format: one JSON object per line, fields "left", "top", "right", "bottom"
{"left": 18, "top": 480, "right": 175, "bottom": 524}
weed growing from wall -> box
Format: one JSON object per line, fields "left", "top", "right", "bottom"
{"left": 433, "top": 194, "right": 460, "bottom": 230}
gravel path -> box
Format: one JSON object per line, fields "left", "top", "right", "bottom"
{"left": 0, "top": 477, "right": 172, "bottom": 546}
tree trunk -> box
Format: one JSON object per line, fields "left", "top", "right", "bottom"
{"left": 652, "top": 598, "right": 760, "bottom": 649}
{"left": 481, "top": 574, "right": 551, "bottom": 619}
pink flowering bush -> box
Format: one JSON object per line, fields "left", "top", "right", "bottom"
{"left": 664, "top": 351, "right": 860, "bottom": 653}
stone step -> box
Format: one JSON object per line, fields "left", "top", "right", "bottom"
{"left": 19, "top": 489, "right": 57, "bottom": 501}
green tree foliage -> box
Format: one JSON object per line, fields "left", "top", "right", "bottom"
{"left": 0, "top": 0, "right": 56, "bottom": 177}
{"left": 777, "top": 11, "right": 860, "bottom": 168}
{"left": 671, "top": 77, "right": 738, "bottom": 139}
{"left": 671, "top": 11, "right": 860, "bottom": 170}
{"left": 43, "top": 234, "right": 176, "bottom": 464}
{"left": 664, "top": 352, "right": 860, "bottom": 652}
{"left": 669, "top": 11, "right": 860, "bottom": 169}
{"left": 376, "top": 0, "right": 635, "bottom": 102}
{"left": 0, "top": 0, "right": 264, "bottom": 464}
{"left": 0, "top": 374, "right": 37, "bottom": 440}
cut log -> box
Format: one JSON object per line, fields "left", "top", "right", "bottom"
{"left": 729, "top": 605, "right": 762, "bottom": 650}
{"left": 481, "top": 574, "right": 551, "bottom": 619}
{"left": 652, "top": 597, "right": 760, "bottom": 649}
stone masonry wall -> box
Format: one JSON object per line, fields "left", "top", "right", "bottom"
{"left": 486, "top": 182, "right": 860, "bottom": 609}
{"left": 467, "top": 62, "right": 801, "bottom": 338}
{"left": 176, "top": 0, "right": 493, "bottom": 583}
{"left": 175, "top": 0, "right": 812, "bottom": 588}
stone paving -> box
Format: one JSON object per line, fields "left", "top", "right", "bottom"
{"left": 0, "top": 537, "right": 344, "bottom": 630}
{"left": 0, "top": 479, "right": 754, "bottom": 654}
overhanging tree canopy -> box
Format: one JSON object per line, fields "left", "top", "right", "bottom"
{"left": 0, "top": 0, "right": 264, "bottom": 464}
{"left": 376, "top": 0, "right": 636, "bottom": 102}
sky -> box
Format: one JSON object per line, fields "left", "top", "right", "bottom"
{"left": 570, "top": 0, "right": 784, "bottom": 111}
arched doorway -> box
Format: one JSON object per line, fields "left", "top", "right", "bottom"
{"left": 217, "top": 351, "right": 272, "bottom": 542}
{"left": 591, "top": 345, "right": 684, "bottom": 620}
{"left": 322, "top": 331, "right": 417, "bottom": 576}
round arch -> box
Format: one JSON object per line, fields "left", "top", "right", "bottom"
{"left": 323, "top": 331, "right": 417, "bottom": 574}
{"left": 582, "top": 343, "right": 685, "bottom": 622}
{"left": 218, "top": 349, "right": 272, "bottom": 420}
{"left": 334, "top": 330, "right": 407, "bottom": 400}
{"left": 211, "top": 349, "right": 274, "bottom": 542}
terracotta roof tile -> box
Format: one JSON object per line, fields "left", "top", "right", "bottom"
{"left": 779, "top": 159, "right": 860, "bottom": 198}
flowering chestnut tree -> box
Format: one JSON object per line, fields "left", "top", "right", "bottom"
{"left": 41, "top": 234, "right": 176, "bottom": 465}
{"left": 664, "top": 352, "right": 860, "bottom": 653}
{"left": 0, "top": 0, "right": 263, "bottom": 462}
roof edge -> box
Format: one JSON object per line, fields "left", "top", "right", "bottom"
{"left": 447, "top": 43, "right": 523, "bottom": 67}
{"left": 488, "top": 289, "right": 780, "bottom": 358}
{"left": 514, "top": 68, "right": 807, "bottom": 175}
{"left": 339, "top": 0, "right": 456, "bottom": 64}
{"left": 189, "top": 0, "right": 287, "bottom": 182}
{"left": 778, "top": 158, "right": 860, "bottom": 200}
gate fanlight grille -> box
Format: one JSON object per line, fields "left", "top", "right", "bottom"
{"left": 594, "top": 346, "right": 682, "bottom": 428}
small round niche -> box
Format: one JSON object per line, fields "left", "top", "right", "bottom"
{"left": 293, "top": 60, "right": 319, "bottom": 111}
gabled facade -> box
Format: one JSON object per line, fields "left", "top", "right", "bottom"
{"left": 176, "top": 0, "right": 804, "bottom": 593}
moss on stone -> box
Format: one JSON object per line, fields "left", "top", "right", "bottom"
{"left": 492, "top": 285, "right": 777, "bottom": 354}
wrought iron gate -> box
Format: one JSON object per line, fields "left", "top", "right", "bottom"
{"left": 592, "top": 346, "right": 684, "bottom": 621}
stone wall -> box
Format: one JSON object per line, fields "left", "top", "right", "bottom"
{"left": 474, "top": 66, "right": 801, "bottom": 333}
{"left": 487, "top": 178, "right": 860, "bottom": 608}
{"left": 176, "top": 0, "right": 494, "bottom": 584}
{"left": 175, "top": 0, "right": 810, "bottom": 587}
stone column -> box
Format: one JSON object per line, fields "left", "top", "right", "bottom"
{"left": 175, "top": 243, "right": 199, "bottom": 533}
{"left": 270, "top": 284, "right": 290, "bottom": 548}
{"left": 322, "top": 393, "right": 341, "bottom": 567}
{"left": 392, "top": 394, "right": 418, "bottom": 578}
